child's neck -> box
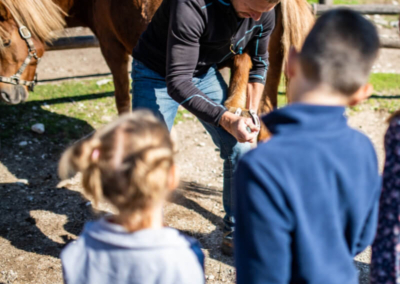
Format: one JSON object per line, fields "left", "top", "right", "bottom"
{"left": 112, "top": 203, "right": 164, "bottom": 232}
{"left": 289, "top": 78, "right": 350, "bottom": 107}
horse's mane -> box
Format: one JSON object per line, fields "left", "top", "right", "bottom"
{"left": 0, "top": 0, "right": 65, "bottom": 45}
{"left": 280, "top": 0, "right": 315, "bottom": 64}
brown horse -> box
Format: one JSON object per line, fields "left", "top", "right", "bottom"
{"left": 0, "top": 0, "right": 314, "bottom": 131}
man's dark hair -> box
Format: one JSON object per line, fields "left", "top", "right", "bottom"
{"left": 299, "top": 9, "right": 379, "bottom": 95}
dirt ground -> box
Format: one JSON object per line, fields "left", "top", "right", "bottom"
{"left": 0, "top": 25, "right": 398, "bottom": 283}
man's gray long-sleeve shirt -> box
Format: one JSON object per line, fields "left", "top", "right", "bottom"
{"left": 133, "top": 0, "right": 275, "bottom": 126}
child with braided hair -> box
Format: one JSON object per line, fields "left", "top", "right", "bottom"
{"left": 58, "top": 110, "right": 204, "bottom": 284}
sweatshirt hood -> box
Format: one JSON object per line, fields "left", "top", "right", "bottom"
{"left": 83, "top": 218, "right": 192, "bottom": 249}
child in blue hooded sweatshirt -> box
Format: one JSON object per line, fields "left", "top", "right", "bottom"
{"left": 235, "top": 9, "right": 381, "bottom": 284}
{"left": 58, "top": 111, "right": 204, "bottom": 284}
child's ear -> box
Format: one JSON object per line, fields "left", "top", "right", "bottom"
{"left": 167, "top": 164, "right": 180, "bottom": 191}
{"left": 286, "top": 46, "right": 299, "bottom": 79}
{"left": 349, "top": 83, "right": 373, "bottom": 106}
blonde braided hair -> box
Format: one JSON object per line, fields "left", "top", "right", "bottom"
{"left": 59, "top": 110, "right": 175, "bottom": 230}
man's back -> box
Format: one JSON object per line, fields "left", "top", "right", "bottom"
{"left": 235, "top": 104, "right": 381, "bottom": 284}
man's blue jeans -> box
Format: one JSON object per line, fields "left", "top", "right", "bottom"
{"left": 131, "top": 60, "right": 250, "bottom": 232}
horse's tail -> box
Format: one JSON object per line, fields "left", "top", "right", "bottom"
{"left": 280, "top": 0, "right": 315, "bottom": 64}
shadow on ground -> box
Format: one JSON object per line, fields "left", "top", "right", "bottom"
{"left": 0, "top": 97, "right": 99, "bottom": 258}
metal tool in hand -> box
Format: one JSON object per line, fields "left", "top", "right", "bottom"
{"left": 234, "top": 108, "right": 260, "bottom": 133}
{"left": 247, "top": 109, "right": 260, "bottom": 133}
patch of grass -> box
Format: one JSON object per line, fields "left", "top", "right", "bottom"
{"left": 363, "top": 73, "right": 400, "bottom": 114}
{"left": 0, "top": 79, "right": 190, "bottom": 145}
{"left": 277, "top": 73, "right": 400, "bottom": 114}
{"left": 0, "top": 79, "right": 117, "bottom": 144}
{"left": 370, "top": 73, "right": 400, "bottom": 94}
{"left": 2, "top": 71, "right": 399, "bottom": 145}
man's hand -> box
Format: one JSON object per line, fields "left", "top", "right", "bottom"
{"left": 220, "top": 112, "right": 259, "bottom": 143}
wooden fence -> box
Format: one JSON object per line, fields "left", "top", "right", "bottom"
{"left": 314, "top": 3, "right": 400, "bottom": 15}
{"left": 44, "top": 4, "right": 400, "bottom": 52}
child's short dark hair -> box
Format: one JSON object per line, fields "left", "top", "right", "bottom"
{"left": 299, "top": 9, "right": 379, "bottom": 95}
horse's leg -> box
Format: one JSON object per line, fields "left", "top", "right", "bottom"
{"left": 224, "top": 52, "right": 252, "bottom": 112}
{"left": 257, "top": 5, "right": 284, "bottom": 141}
{"left": 98, "top": 37, "right": 131, "bottom": 114}
{"left": 262, "top": 5, "right": 284, "bottom": 111}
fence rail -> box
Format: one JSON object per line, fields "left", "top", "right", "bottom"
{"left": 44, "top": 4, "right": 400, "bottom": 53}
{"left": 313, "top": 4, "right": 400, "bottom": 15}
{"left": 46, "top": 34, "right": 400, "bottom": 53}
{"left": 45, "top": 36, "right": 99, "bottom": 51}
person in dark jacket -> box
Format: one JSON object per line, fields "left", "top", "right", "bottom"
{"left": 369, "top": 19, "right": 400, "bottom": 284}
{"left": 370, "top": 111, "right": 400, "bottom": 284}
{"left": 234, "top": 9, "right": 381, "bottom": 284}
{"left": 132, "top": 0, "right": 278, "bottom": 255}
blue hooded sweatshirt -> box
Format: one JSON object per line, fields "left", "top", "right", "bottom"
{"left": 234, "top": 104, "right": 381, "bottom": 284}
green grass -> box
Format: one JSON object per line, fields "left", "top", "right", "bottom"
{"left": 1, "top": 72, "right": 400, "bottom": 144}
{"left": 0, "top": 79, "right": 117, "bottom": 143}
{"left": 277, "top": 73, "right": 400, "bottom": 114}
{"left": 360, "top": 73, "right": 400, "bottom": 114}
{"left": 0, "top": 79, "right": 190, "bottom": 144}
{"left": 370, "top": 73, "right": 400, "bottom": 94}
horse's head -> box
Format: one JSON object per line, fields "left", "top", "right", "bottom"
{"left": 0, "top": 0, "right": 65, "bottom": 104}
{"left": 0, "top": 4, "right": 43, "bottom": 104}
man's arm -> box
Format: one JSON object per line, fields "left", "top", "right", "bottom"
{"left": 246, "top": 82, "right": 264, "bottom": 112}
{"left": 235, "top": 157, "right": 294, "bottom": 284}
{"left": 166, "top": 0, "right": 223, "bottom": 125}
{"left": 166, "top": 0, "right": 257, "bottom": 142}
{"left": 247, "top": 10, "right": 275, "bottom": 85}
{"left": 244, "top": 11, "right": 275, "bottom": 115}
